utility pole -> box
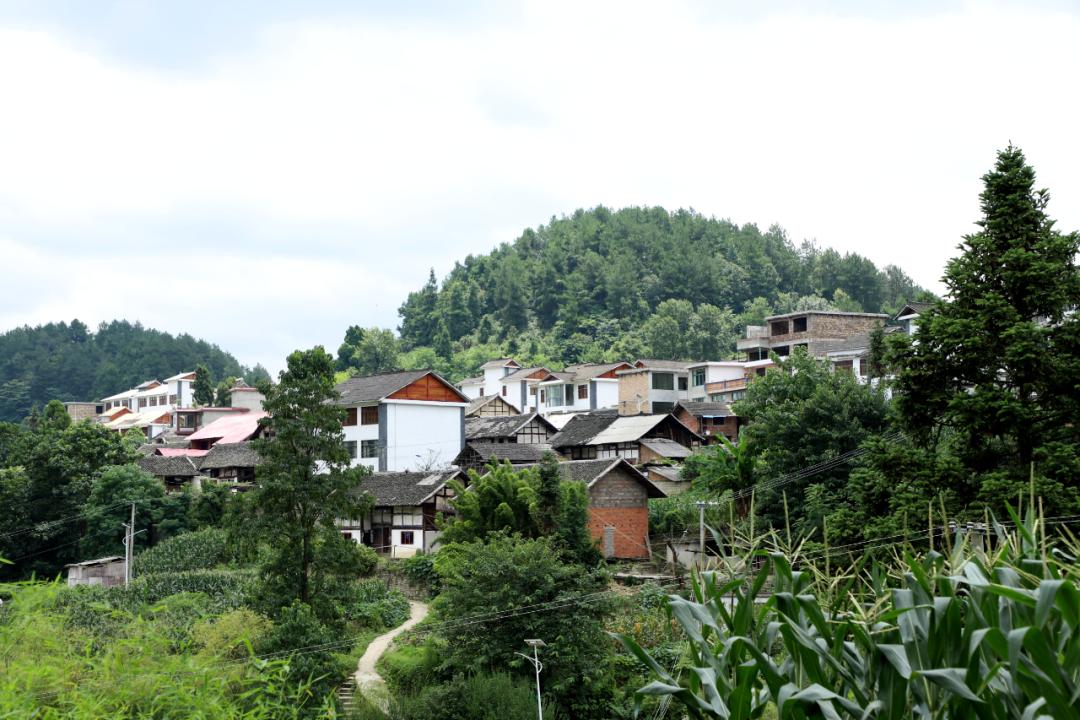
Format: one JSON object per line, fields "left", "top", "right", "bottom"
{"left": 122, "top": 503, "right": 135, "bottom": 585}
{"left": 695, "top": 501, "right": 720, "bottom": 573}
{"left": 518, "top": 639, "right": 546, "bottom": 720}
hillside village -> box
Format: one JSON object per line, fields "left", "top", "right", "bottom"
{"left": 58, "top": 306, "right": 923, "bottom": 565}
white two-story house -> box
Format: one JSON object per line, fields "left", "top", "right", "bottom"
{"left": 537, "top": 362, "right": 631, "bottom": 416}
{"left": 334, "top": 370, "right": 468, "bottom": 472}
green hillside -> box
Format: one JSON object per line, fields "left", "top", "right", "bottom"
{"left": 339, "top": 206, "right": 929, "bottom": 379}
{"left": 0, "top": 319, "right": 268, "bottom": 421}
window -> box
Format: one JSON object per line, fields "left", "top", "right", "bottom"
{"left": 793, "top": 316, "right": 808, "bottom": 333}
{"left": 577, "top": 384, "right": 588, "bottom": 400}
{"left": 502, "top": 385, "right": 507, "bottom": 397}
{"left": 544, "top": 384, "right": 565, "bottom": 407}
{"left": 652, "top": 373, "right": 674, "bottom": 390}
{"left": 678, "top": 377, "right": 687, "bottom": 391}
{"left": 770, "top": 320, "right": 789, "bottom": 336}
{"left": 692, "top": 369, "right": 706, "bottom": 386}
{"left": 652, "top": 401, "right": 674, "bottom": 413}
{"left": 530, "top": 386, "right": 537, "bottom": 396}
{"left": 393, "top": 506, "right": 423, "bottom": 526}
{"left": 859, "top": 359, "right": 869, "bottom": 377}
{"left": 169, "top": 395, "right": 177, "bottom": 405}
{"left": 400, "top": 531, "right": 415, "bottom": 545}
{"left": 139, "top": 398, "right": 148, "bottom": 408}
{"left": 774, "top": 345, "right": 790, "bottom": 357}
{"left": 345, "top": 441, "right": 357, "bottom": 459}
{"left": 361, "top": 406, "right": 379, "bottom": 425}
{"left": 361, "top": 440, "right": 379, "bottom": 458}
{"left": 566, "top": 385, "right": 574, "bottom": 404}
{"left": 540, "top": 389, "right": 546, "bottom": 403}
{"left": 344, "top": 408, "right": 358, "bottom": 426}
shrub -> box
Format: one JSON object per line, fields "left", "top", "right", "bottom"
{"left": 122, "top": 568, "right": 255, "bottom": 612}
{"left": 379, "top": 643, "right": 440, "bottom": 697}
{"left": 193, "top": 607, "right": 273, "bottom": 659}
{"left": 257, "top": 600, "right": 348, "bottom": 709}
{"left": 390, "top": 673, "right": 559, "bottom": 720}
{"left": 400, "top": 553, "right": 440, "bottom": 596}
{"left": 132, "top": 527, "right": 230, "bottom": 576}
{"left": 347, "top": 579, "right": 411, "bottom": 629}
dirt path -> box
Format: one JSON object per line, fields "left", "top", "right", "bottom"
{"left": 354, "top": 600, "right": 429, "bottom": 706}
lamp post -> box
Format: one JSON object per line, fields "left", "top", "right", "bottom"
{"left": 517, "top": 638, "right": 546, "bottom": 720}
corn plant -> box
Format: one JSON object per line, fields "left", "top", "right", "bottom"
{"left": 616, "top": 505, "right": 1080, "bottom": 719}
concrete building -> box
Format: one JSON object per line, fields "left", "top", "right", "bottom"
{"left": 736, "top": 311, "right": 888, "bottom": 361}
{"left": 334, "top": 370, "right": 468, "bottom": 472}
{"left": 686, "top": 360, "right": 773, "bottom": 403}
{"left": 63, "top": 401, "right": 103, "bottom": 422}
{"left": 537, "top": 362, "right": 630, "bottom": 416}
{"left": 616, "top": 359, "right": 692, "bottom": 415}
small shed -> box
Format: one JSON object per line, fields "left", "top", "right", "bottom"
{"left": 65, "top": 556, "right": 125, "bottom": 587}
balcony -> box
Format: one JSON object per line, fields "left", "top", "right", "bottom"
{"left": 705, "top": 378, "right": 747, "bottom": 395}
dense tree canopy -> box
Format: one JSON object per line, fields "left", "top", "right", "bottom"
{"left": 0, "top": 319, "right": 268, "bottom": 421}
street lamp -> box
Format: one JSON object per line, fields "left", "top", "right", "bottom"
{"left": 517, "top": 638, "right": 546, "bottom": 720}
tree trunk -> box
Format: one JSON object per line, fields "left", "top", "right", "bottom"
{"left": 300, "top": 531, "right": 311, "bottom": 604}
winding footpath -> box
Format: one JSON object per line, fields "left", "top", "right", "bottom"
{"left": 352, "top": 600, "right": 429, "bottom": 710}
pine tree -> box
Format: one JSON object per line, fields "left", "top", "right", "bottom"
{"left": 892, "top": 145, "right": 1080, "bottom": 507}
{"left": 192, "top": 364, "right": 214, "bottom": 406}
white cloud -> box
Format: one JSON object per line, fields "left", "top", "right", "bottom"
{"left": 1, "top": 0, "right": 1079, "bottom": 370}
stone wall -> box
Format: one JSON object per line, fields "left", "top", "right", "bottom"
{"left": 617, "top": 370, "right": 650, "bottom": 415}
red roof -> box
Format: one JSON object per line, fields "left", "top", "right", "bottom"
{"left": 187, "top": 411, "right": 268, "bottom": 445}
{"left": 157, "top": 448, "right": 210, "bottom": 458}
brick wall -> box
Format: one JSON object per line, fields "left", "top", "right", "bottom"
{"left": 769, "top": 314, "right": 884, "bottom": 344}
{"left": 675, "top": 407, "right": 702, "bottom": 435}
{"left": 589, "top": 467, "right": 648, "bottom": 507}
{"left": 588, "top": 506, "right": 650, "bottom": 559}
{"left": 617, "top": 371, "right": 650, "bottom": 415}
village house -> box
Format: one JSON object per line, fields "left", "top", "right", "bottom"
{"left": 454, "top": 442, "right": 555, "bottom": 471}
{"left": 173, "top": 379, "right": 266, "bottom": 435}
{"left": 65, "top": 556, "right": 126, "bottom": 587}
{"left": 198, "top": 442, "right": 261, "bottom": 487}
{"left": 453, "top": 411, "right": 558, "bottom": 470}
{"left": 100, "top": 371, "right": 197, "bottom": 414}
{"left": 646, "top": 465, "right": 689, "bottom": 496}
{"left": 459, "top": 359, "right": 552, "bottom": 413}
{"left": 187, "top": 411, "right": 268, "bottom": 451}
{"left": 616, "top": 359, "right": 692, "bottom": 415}
{"left": 894, "top": 301, "right": 931, "bottom": 336}
{"left": 548, "top": 409, "right": 701, "bottom": 463}
{"left": 339, "top": 470, "right": 464, "bottom": 556}
{"left": 537, "top": 362, "right": 631, "bottom": 415}
{"left": 63, "top": 401, "right": 103, "bottom": 422}
{"left": 465, "top": 394, "right": 519, "bottom": 417}
{"left": 334, "top": 369, "right": 468, "bottom": 473}
{"left": 509, "top": 458, "right": 666, "bottom": 560}
{"left": 102, "top": 408, "right": 174, "bottom": 438}
{"left": 736, "top": 310, "right": 888, "bottom": 361}
{"left": 136, "top": 454, "right": 201, "bottom": 493}
{"left": 674, "top": 400, "right": 740, "bottom": 443}
{"left": 685, "top": 359, "right": 773, "bottom": 403}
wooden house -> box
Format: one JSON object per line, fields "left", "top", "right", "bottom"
{"left": 548, "top": 410, "right": 701, "bottom": 463}
{"left": 466, "top": 394, "right": 519, "bottom": 417}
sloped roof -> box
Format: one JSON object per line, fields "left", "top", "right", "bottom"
{"left": 157, "top": 448, "right": 210, "bottom": 458}
{"left": 896, "top": 301, "right": 933, "bottom": 317}
{"left": 465, "top": 412, "right": 553, "bottom": 440}
{"left": 137, "top": 454, "right": 200, "bottom": 477}
{"left": 822, "top": 333, "right": 872, "bottom": 355}
{"left": 334, "top": 370, "right": 466, "bottom": 405}
{"left": 188, "top": 412, "right": 267, "bottom": 444}
{"left": 465, "top": 394, "right": 516, "bottom": 416}
{"left": 465, "top": 442, "right": 555, "bottom": 464}
{"left": 631, "top": 359, "right": 694, "bottom": 371}
{"left": 640, "top": 438, "right": 692, "bottom": 459}
{"left": 459, "top": 375, "right": 484, "bottom": 386}
{"left": 356, "top": 470, "right": 464, "bottom": 506}
{"left": 480, "top": 358, "right": 520, "bottom": 370}
{"left": 676, "top": 401, "right": 734, "bottom": 418}
{"left": 547, "top": 410, "right": 620, "bottom": 447}
{"left": 648, "top": 465, "right": 683, "bottom": 482}
{"left": 592, "top": 415, "right": 669, "bottom": 445}
{"left": 104, "top": 409, "right": 172, "bottom": 430}
{"left": 501, "top": 366, "right": 550, "bottom": 383}
{"left": 556, "top": 362, "right": 631, "bottom": 382}
{"left": 198, "top": 442, "right": 261, "bottom": 470}
{"left": 509, "top": 458, "right": 666, "bottom": 499}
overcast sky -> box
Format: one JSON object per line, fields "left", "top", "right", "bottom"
{"left": 1, "top": 1, "right": 1078, "bottom": 374}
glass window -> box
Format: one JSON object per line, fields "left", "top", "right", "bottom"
{"left": 345, "top": 441, "right": 357, "bottom": 459}
{"left": 344, "top": 408, "right": 358, "bottom": 426}
{"left": 652, "top": 373, "right": 674, "bottom": 390}
{"left": 361, "top": 440, "right": 379, "bottom": 458}
{"left": 691, "top": 369, "right": 706, "bottom": 386}
{"left": 566, "top": 385, "right": 574, "bottom": 404}
{"left": 545, "top": 385, "right": 564, "bottom": 407}
{"left": 577, "top": 384, "right": 588, "bottom": 400}
{"left": 400, "top": 531, "right": 415, "bottom": 545}
{"left": 678, "top": 377, "right": 687, "bottom": 391}
{"left": 361, "top": 406, "right": 379, "bottom": 425}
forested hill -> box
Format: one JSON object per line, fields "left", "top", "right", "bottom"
{"left": 0, "top": 320, "right": 267, "bottom": 421}
{"left": 386, "top": 207, "right": 928, "bottom": 374}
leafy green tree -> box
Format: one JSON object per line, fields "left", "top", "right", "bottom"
{"left": 81, "top": 464, "right": 187, "bottom": 558}
{"left": 251, "top": 347, "right": 373, "bottom": 611}
{"left": 193, "top": 364, "right": 214, "bottom": 406}
{"left": 349, "top": 328, "right": 400, "bottom": 376}
{"left": 534, "top": 452, "right": 561, "bottom": 535}
{"left": 213, "top": 377, "right": 235, "bottom": 407}
{"left": 440, "top": 463, "right": 539, "bottom": 544}
{"left": 433, "top": 535, "right": 613, "bottom": 719}
{"left": 733, "top": 348, "right": 890, "bottom": 537}
{"left": 890, "top": 145, "right": 1080, "bottom": 516}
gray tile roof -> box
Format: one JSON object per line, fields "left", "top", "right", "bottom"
{"left": 501, "top": 366, "right": 550, "bottom": 382}
{"left": 630, "top": 359, "right": 694, "bottom": 371}
{"left": 137, "top": 454, "right": 200, "bottom": 477}
{"left": 480, "top": 358, "right": 519, "bottom": 370}
{"left": 640, "top": 438, "right": 692, "bottom": 459}
{"left": 356, "top": 470, "right": 463, "bottom": 506}
{"left": 334, "top": 370, "right": 465, "bottom": 405}
{"left": 198, "top": 442, "right": 261, "bottom": 470}
{"left": 510, "top": 458, "right": 667, "bottom": 499}
{"left": 465, "top": 442, "right": 555, "bottom": 463}
{"left": 465, "top": 412, "right": 553, "bottom": 440}
{"left": 558, "top": 362, "right": 630, "bottom": 382}
{"left": 547, "top": 410, "right": 620, "bottom": 447}
{"left": 822, "top": 333, "right": 872, "bottom": 355}
{"left": 676, "top": 401, "right": 734, "bottom": 417}
{"left": 764, "top": 310, "right": 889, "bottom": 321}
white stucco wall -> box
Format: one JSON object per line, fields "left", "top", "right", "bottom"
{"left": 343, "top": 416, "right": 379, "bottom": 471}
{"left": 384, "top": 400, "right": 464, "bottom": 471}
